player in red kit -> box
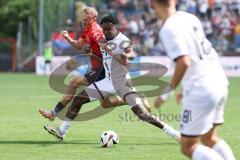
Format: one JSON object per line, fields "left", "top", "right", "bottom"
{"left": 39, "top": 7, "right": 151, "bottom": 122}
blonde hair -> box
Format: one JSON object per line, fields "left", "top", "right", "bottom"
{"left": 83, "top": 7, "right": 98, "bottom": 18}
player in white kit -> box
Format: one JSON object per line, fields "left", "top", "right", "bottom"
{"left": 43, "top": 15, "right": 180, "bottom": 142}
{"left": 151, "top": 0, "right": 236, "bottom": 160}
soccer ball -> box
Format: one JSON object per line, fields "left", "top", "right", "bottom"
{"left": 100, "top": 131, "right": 119, "bottom": 147}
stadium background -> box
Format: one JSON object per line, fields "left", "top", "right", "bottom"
{"left": 0, "top": 0, "right": 239, "bottom": 160}
{"left": 0, "top": 0, "right": 240, "bottom": 73}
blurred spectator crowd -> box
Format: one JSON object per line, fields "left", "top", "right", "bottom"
{"left": 98, "top": 0, "right": 240, "bottom": 56}
{"left": 54, "top": 0, "right": 240, "bottom": 56}
{"left": 178, "top": 0, "right": 240, "bottom": 56}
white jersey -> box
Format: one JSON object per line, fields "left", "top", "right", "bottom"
{"left": 85, "top": 32, "right": 141, "bottom": 108}
{"left": 159, "top": 11, "right": 228, "bottom": 94}
{"left": 100, "top": 32, "right": 131, "bottom": 79}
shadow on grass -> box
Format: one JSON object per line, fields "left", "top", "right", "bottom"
{"left": 93, "top": 142, "right": 177, "bottom": 149}
{"left": 0, "top": 140, "right": 98, "bottom": 146}
{"left": 0, "top": 140, "right": 177, "bottom": 147}
{"left": 122, "top": 142, "right": 177, "bottom": 146}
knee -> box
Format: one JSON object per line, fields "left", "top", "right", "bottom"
{"left": 181, "top": 145, "right": 191, "bottom": 157}
{"left": 70, "top": 77, "right": 85, "bottom": 86}
{"left": 69, "top": 77, "right": 78, "bottom": 86}
{"left": 201, "top": 134, "right": 218, "bottom": 147}
{"left": 180, "top": 137, "right": 198, "bottom": 158}
{"left": 100, "top": 96, "right": 124, "bottom": 108}
{"left": 181, "top": 142, "right": 197, "bottom": 157}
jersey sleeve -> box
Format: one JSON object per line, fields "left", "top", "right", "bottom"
{"left": 160, "top": 28, "right": 189, "bottom": 61}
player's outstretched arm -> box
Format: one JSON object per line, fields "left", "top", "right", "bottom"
{"left": 61, "top": 31, "right": 86, "bottom": 50}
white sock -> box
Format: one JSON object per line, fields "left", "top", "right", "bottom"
{"left": 192, "top": 145, "right": 224, "bottom": 160}
{"left": 59, "top": 118, "right": 71, "bottom": 136}
{"left": 162, "top": 124, "right": 180, "bottom": 139}
{"left": 212, "top": 140, "right": 236, "bottom": 160}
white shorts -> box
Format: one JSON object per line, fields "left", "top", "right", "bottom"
{"left": 85, "top": 77, "right": 143, "bottom": 108}
{"left": 180, "top": 87, "right": 228, "bottom": 137}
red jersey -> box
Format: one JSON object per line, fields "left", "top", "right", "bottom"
{"left": 79, "top": 22, "right": 104, "bottom": 69}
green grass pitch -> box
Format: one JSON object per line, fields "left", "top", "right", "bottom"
{"left": 0, "top": 73, "right": 239, "bottom": 160}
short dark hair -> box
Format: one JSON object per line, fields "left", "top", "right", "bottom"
{"left": 100, "top": 15, "right": 119, "bottom": 25}
{"left": 156, "top": 0, "right": 170, "bottom": 5}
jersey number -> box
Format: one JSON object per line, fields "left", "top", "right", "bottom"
{"left": 193, "top": 26, "right": 212, "bottom": 60}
